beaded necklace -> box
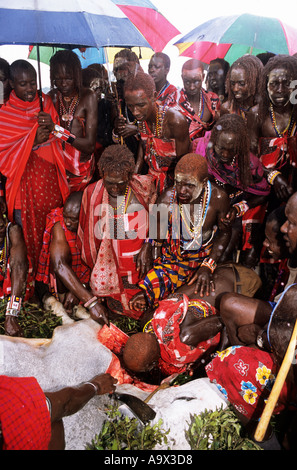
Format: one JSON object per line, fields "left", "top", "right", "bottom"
{"left": 140, "top": 105, "right": 163, "bottom": 138}
{"left": 197, "top": 90, "right": 204, "bottom": 119}
{"left": 156, "top": 81, "right": 169, "bottom": 100}
{"left": 269, "top": 102, "right": 295, "bottom": 137}
{"left": 108, "top": 187, "right": 131, "bottom": 239}
{"left": 58, "top": 92, "right": 80, "bottom": 130}
{"left": 179, "top": 181, "right": 210, "bottom": 250}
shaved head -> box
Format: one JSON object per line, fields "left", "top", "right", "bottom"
{"left": 122, "top": 332, "right": 160, "bottom": 373}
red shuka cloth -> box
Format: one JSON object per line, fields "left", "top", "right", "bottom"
{"left": 77, "top": 175, "right": 156, "bottom": 318}
{"left": 36, "top": 207, "right": 90, "bottom": 288}
{"left": 0, "top": 91, "right": 69, "bottom": 271}
{"left": 151, "top": 293, "right": 220, "bottom": 376}
{"left": 177, "top": 88, "right": 220, "bottom": 141}
{"left": 0, "top": 375, "right": 51, "bottom": 450}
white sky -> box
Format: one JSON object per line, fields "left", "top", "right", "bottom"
{"left": 0, "top": 0, "right": 297, "bottom": 88}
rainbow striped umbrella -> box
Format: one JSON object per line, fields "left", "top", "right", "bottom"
{"left": 174, "top": 13, "right": 297, "bottom": 64}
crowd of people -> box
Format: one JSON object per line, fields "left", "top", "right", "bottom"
{"left": 1, "top": 46, "right": 297, "bottom": 450}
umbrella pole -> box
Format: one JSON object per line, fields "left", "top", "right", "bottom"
{"left": 36, "top": 44, "right": 43, "bottom": 111}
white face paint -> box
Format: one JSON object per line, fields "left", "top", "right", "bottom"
{"left": 175, "top": 172, "right": 204, "bottom": 203}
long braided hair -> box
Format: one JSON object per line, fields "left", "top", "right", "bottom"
{"left": 209, "top": 114, "right": 252, "bottom": 188}
{"left": 257, "top": 54, "right": 297, "bottom": 123}
{"left": 225, "top": 55, "right": 263, "bottom": 113}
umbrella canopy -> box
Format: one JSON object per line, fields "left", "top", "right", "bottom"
{"left": 174, "top": 13, "right": 297, "bottom": 64}
{"left": 112, "top": 0, "right": 180, "bottom": 51}
{"left": 0, "top": 0, "right": 151, "bottom": 48}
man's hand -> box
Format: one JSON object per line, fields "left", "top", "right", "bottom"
{"left": 114, "top": 116, "right": 138, "bottom": 139}
{"left": 34, "top": 125, "right": 51, "bottom": 145}
{"left": 188, "top": 266, "right": 215, "bottom": 297}
{"left": 89, "top": 373, "right": 118, "bottom": 395}
{"left": 38, "top": 111, "right": 55, "bottom": 132}
{"left": 220, "top": 206, "right": 237, "bottom": 226}
{"left": 89, "top": 302, "right": 109, "bottom": 327}
{"left": 136, "top": 243, "right": 153, "bottom": 279}
{"left": 4, "top": 316, "right": 24, "bottom": 337}
{"left": 63, "top": 292, "right": 80, "bottom": 314}
{"left": 273, "top": 173, "right": 293, "bottom": 201}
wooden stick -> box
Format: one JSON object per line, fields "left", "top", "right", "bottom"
{"left": 254, "top": 318, "right": 297, "bottom": 442}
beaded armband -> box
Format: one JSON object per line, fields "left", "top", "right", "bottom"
{"left": 233, "top": 200, "right": 249, "bottom": 218}
{"left": 201, "top": 257, "right": 217, "bottom": 273}
{"left": 52, "top": 124, "right": 76, "bottom": 144}
{"left": 267, "top": 170, "right": 281, "bottom": 185}
{"left": 5, "top": 295, "right": 22, "bottom": 317}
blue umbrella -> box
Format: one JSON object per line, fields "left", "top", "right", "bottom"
{"left": 0, "top": 0, "right": 151, "bottom": 108}
{"left": 0, "top": 0, "right": 150, "bottom": 48}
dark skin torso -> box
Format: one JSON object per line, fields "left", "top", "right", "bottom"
{"left": 48, "top": 87, "right": 98, "bottom": 161}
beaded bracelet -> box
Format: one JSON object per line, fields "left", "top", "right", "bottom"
{"left": 233, "top": 200, "right": 249, "bottom": 218}
{"left": 201, "top": 257, "right": 217, "bottom": 273}
{"left": 52, "top": 124, "right": 76, "bottom": 144}
{"left": 5, "top": 295, "right": 22, "bottom": 317}
{"left": 267, "top": 170, "right": 281, "bottom": 185}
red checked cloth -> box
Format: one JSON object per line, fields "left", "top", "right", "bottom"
{"left": 0, "top": 375, "right": 51, "bottom": 450}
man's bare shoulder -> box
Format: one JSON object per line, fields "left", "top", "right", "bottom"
{"left": 220, "top": 101, "right": 231, "bottom": 115}
{"left": 165, "top": 106, "right": 188, "bottom": 125}
{"left": 210, "top": 182, "right": 229, "bottom": 204}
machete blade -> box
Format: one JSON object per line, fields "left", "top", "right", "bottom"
{"left": 114, "top": 392, "right": 156, "bottom": 424}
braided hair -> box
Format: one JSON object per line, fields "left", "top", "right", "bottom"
{"left": 258, "top": 54, "right": 297, "bottom": 122}
{"left": 49, "top": 50, "right": 82, "bottom": 91}
{"left": 210, "top": 114, "right": 252, "bottom": 188}
{"left": 225, "top": 54, "right": 263, "bottom": 112}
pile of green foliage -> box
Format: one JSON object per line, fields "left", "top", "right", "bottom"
{"left": 185, "top": 406, "right": 262, "bottom": 450}
{"left": 86, "top": 405, "right": 170, "bottom": 450}
{"left": 0, "top": 299, "right": 62, "bottom": 338}
{"left": 86, "top": 403, "right": 261, "bottom": 451}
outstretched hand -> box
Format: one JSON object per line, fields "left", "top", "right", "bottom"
{"left": 188, "top": 266, "right": 215, "bottom": 297}
{"left": 89, "top": 302, "right": 110, "bottom": 327}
